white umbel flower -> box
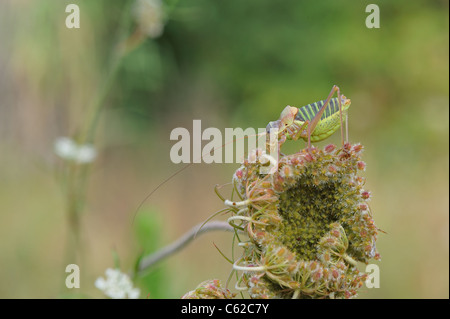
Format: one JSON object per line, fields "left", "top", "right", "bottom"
{"left": 95, "top": 268, "right": 140, "bottom": 299}
{"left": 76, "top": 144, "right": 97, "bottom": 164}
{"left": 54, "top": 137, "right": 77, "bottom": 160}
{"left": 133, "top": 0, "right": 165, "bottom": 38}
{"left": 54, "top": 137, "right": 97, "bottom": 164}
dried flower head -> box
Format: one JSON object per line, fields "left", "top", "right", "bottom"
{"left": 181, "top": 279, "right": 236, "bottom": 299}
{"left": 224, "top": 143, "right": 380, "bottom": 299}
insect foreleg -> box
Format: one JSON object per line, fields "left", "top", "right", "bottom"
{"left": 286, "top": 120, "right": 309, "bottom": 142}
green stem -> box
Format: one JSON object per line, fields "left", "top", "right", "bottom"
{"left": 137, "top": 221, "right": 237, "bottom": 275}
{"left": 343, "top": 254, "right": 358, "bottom": 267}
{"left": 63, "top": 2, "right": 142, "bottom": 268}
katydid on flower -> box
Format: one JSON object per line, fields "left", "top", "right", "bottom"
{"left": 265, "top": 85, "right": 351, "bottom": 152}
{"left": 133, "top": 85, "right": 352, "bottom": 220}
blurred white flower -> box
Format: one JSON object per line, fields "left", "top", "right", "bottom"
{"left": 76, "top": 144, "right": 97, "bottom": 164}
{"left": 54, "top": 137, "right": 97, "bottom": 164}
{"left": 95, "top": 268, "right": 140, "bottom": 299}
{"left": 54, "top": 137, "right": 77, "bottom": 160}
{"left": 134, "top": 0, "right": 165, "bottom": 38}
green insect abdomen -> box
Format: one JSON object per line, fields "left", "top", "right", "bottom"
{"left": 295, "top": 97, "right": 350, "bottom": 142}
{"left": 307, "top": 111, "right": 347, "bottom": 142}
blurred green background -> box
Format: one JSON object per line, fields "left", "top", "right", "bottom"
{"left": 0, "top": 0, "right": 448, "bottom": 298}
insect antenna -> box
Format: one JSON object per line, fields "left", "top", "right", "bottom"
{"left": 131, "top": 131, "right": 267, "bottom": 224}
{"left": 194, "top": 207, "right": 233, "bottom": 239}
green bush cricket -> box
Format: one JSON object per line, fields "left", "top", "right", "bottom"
{"left": 266, "top": 85, "right": 351, "bottom": 152}
{"left": 134, "top": 85, "right": 352, "bottom": 220}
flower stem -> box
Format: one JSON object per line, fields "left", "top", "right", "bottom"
{"left": 137, "top": 221, "right": 238, "bottom": 275}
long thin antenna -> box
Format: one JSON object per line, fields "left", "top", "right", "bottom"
{"left": 132, "top": 162, "right": 193, "bottom": 224}
{"left": 131, "top": 131, "right": 267, "bottom": 224}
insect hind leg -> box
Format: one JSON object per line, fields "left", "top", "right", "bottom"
{"left": 306, "top": 85, "right": 346, "bottom": 149}
{"left": 345, "top": 113, "right": 349, "bottom": 144}
{"left": 336, "top": 86, "right": 345, "bottom": 147}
